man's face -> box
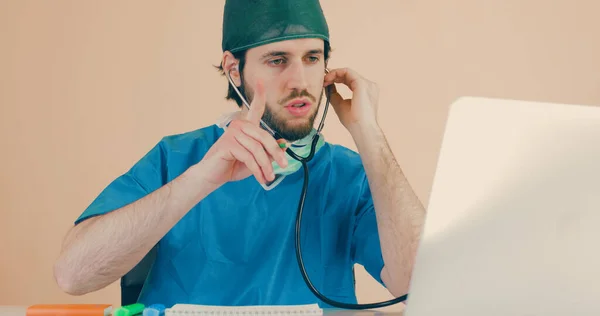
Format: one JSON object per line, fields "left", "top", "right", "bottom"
{"left": 241, "top": 38, "right": 326, "bottom": 142}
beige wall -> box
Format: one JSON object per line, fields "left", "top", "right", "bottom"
{"left": 1, "top": 0, "right": 599, "bottom": 313}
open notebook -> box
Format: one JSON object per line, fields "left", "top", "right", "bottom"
{"left": 165, "top": 303, "right": 323, "bottom": 315}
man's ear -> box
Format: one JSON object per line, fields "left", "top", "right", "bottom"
{"left": 222, "top": 51, "right": 241, "bottom": 87}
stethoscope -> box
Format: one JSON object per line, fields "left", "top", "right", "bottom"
{"left": 226, "top": 68, "right": 408, "bottom": 309}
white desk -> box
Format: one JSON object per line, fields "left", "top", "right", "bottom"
{"left": 0, "top": 306, "right": 26, "bottom": 316}
{"left": 0, "top": 306, "right": 402, "bottom": 315}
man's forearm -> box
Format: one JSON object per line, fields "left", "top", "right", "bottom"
{"left": 349, "top": 122, "right": 426, "bottom": 297}
{"left": 54, "top": 161, "right": 219, "bottom": 295}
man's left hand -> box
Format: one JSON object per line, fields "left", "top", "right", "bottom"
{"left": 323, "top": 68, "right": 380, "bottom": 133}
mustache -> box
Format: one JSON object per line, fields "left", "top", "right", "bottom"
{"left": 278, "top": 89, "right": 317, "bottom": 105}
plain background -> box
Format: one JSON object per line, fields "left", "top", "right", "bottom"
{"left": 1, "top": 0, "right": 599, "bottom": 313}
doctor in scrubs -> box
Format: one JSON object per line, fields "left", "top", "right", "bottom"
{"left": 53, "top": 0, "right": 425, "bottom": 308}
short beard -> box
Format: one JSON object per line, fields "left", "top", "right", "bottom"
{"left": 241, "top": 81, "right": 324, "bottom": 142}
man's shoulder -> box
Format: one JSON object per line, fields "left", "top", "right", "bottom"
{"left": 326, "top": 142, "right": 361, "bottom": 159}
{"left": 319, "top": 142, "right": 368, "bottom": 182}
{"left": 140, "top": 124, "right": 224, "bottom": 174}
{"left": 161, "top": 124, "right": 223, "bottom": 147}
{"left": 324, "top": 142, "right": 364, "bottom": 170}
{"left": 152, "top": 124, "right": 224, "bottom": 159}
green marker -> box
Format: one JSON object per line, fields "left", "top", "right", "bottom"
{"left": 279, "top": 142, "right": 287, "bottom": 148}
{"left": 113, "top": 303, "right": 145, "bottom": 316}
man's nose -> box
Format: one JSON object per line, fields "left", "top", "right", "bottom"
{"left": 283, "top": 61, "right": 309, "bottom": 91}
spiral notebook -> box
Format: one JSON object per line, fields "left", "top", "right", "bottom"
{"left": 165, "top": 303, "right": 323, "bottom": 315}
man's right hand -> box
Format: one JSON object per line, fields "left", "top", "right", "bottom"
{"left": 200, "top": 80, "right": 288, "bottom": 187}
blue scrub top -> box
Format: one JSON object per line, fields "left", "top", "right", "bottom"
{"left": 75, "top": 124, "right": 387, "bottom": 308}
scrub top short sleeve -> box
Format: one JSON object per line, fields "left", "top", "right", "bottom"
{"left": 75, "top": 140, "right": 167, "bottom": 225}
{"left": 351, "top": 173, "right": 386, "bottom": 287}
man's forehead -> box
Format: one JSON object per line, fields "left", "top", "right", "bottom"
{"left": 247, "top": 38, "right": 325, "bottom": 59}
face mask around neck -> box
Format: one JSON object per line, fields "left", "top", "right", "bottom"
{"left": 216, "top": 111, "right": 325, "bottom": 190}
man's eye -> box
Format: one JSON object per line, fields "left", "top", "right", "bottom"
{"left": 307, "top": 56, "right": 319, "bottom": 63}
{"left": 269, "top": 59, "right": 285, "bottom": 65}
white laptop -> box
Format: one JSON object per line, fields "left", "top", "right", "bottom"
{"left": 403, "top": 97, "right": 600, "bottom": 316}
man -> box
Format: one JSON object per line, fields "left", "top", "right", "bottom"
{"left": 53, "top": 0, "right": 425, "bottom": 308}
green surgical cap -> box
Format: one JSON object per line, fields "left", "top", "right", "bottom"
{"left": 222, "top": 0, "right": 330, "bottom": 53}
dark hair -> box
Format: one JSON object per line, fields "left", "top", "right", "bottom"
{"left": 215, "top": 41, "right": 332, "bottom": 107}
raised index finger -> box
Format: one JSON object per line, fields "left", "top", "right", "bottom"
{"left": 246, "top": 80, "right": 266, "bottom": 125}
